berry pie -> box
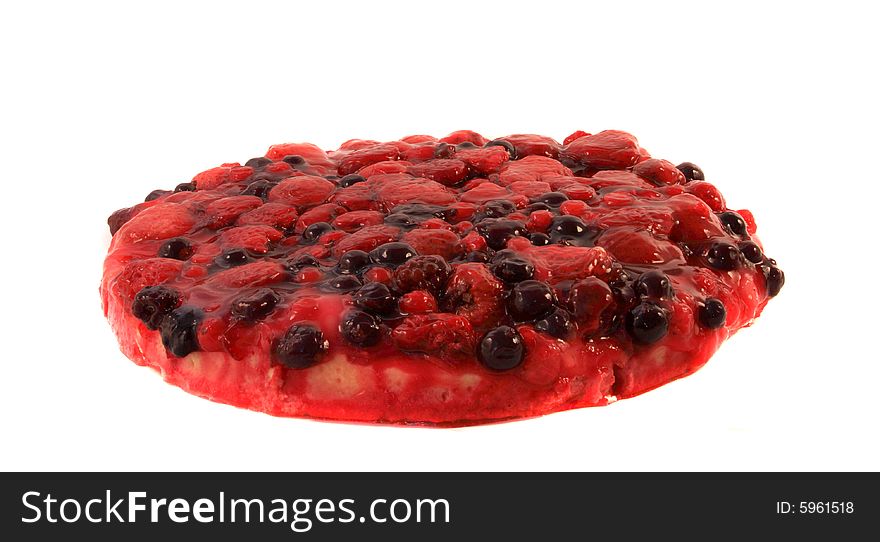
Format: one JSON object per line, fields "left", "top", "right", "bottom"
{"left": 101, "top": 130, "right": 784, "bottom": 425}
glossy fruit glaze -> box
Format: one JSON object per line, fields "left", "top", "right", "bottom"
{"left": 101, "top": 130, "right": 784, "bottom": 425}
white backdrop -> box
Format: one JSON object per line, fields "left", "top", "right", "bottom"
{"left": 1, "top": 0, "right": 877, "bottom": 471}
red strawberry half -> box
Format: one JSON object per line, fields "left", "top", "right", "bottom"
{"left": 101, "top": 130, "right": 784, "bottom": 426}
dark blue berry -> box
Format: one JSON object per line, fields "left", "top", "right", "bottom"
{"left": 536, "top": 192, "right": 569, "bottom": 206}
{"left": 676, "top": 162, "right": 704, "bottom": 181}
{"left": 216, "top": 248, "right": 250, "bottom": 268}
{"left": 353, "top": 283, "right": 396, "bottom": 315}
{"left": 762, "top": 265, "right": 784, "bottom": 297}
{"left": 286, "top": 254, "right": 320, "bottom": 272}
{"left": 507, "top": 280, "right": 556, "bottom": 322}
{"left": 477, "top": 219, "right": 527, "bottom": 250}
{"left": 273, "top": 324, "right": 326, "bottom": 368}
{"left": 245, "top": 156, "right": 273, "bottom": 169}
{"left": 230, "top": 288, "right": 281, "bottom": 322}
{"left": 626, "top": 303, "right": 668, "bottom": 345}
{"left": 241, "top": 179, "right": 277, "bottom": 199}
{"left": 466, "top": 250, "right": 492, "bottom": 263}
{"left": 323, "top": 275, "right": 362, "bottom": 292}
{"left": 370, "top": 242, "right": 417, "bottom": 266}
{"left": 302, "top": 222, "right": 333, "bottom": 244}
{"left": 529, "top": 232, "right": 551, "bottom": 246}
{"left": 478, "top": 326, "right": 525, "bottom": 371}
{"left": 550, "top": 215, "right": 594, "bottom": 246}
{"left": 145, "top": 189, "right": 170, "bottom": 202}
{"left": 718, "top": 211, "right": 748, "bottom": 237}
{"left": 338, "top": 174, "right": 366, "bottom": 188}
{"left": 157, "top": 237, "right": 193, "bottom": 261}
{"left": 478, "top": 200, "right": 517, "bottom": 220}
{"left": 282, "top": 155, "right": 306, "bottom": 166}
{"left": 698, "top": 298, "right": 726, "bottom": 329}
{"left": 132, "top": 286, "right": 181, "bottom": 330}
{"left": 634, "top": 270, "right": 673, "bottom": 300}
{"left": 340, "top": 310, "right": 382, "bottom": 346}
{"left": 491, "top": 252, "right": 534, "bottom": 283}
{"left": 337, "top": 250, "right": 371, "bottom": 275}
{"left": 705, "top": 242, "right": 740, "bottom": 271}
{"left": 174, "top": 182, "right": 196, "bottom": 193}
{"left": 160, "top": 306, "right": 202, "bottom": 357}
{"left": 739, "top": 241, "right": 763, "bottom": 263}
{"left": 535, "top": 308, "right": 575, "bottom": 339}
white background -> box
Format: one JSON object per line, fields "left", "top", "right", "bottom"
{"left": 1, "top": 1, "right": 877, "bottom": 471}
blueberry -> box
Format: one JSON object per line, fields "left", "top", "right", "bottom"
{"left": 282, "top": 155, "right": 306, "bottom": 166}
{"left": 370, "top": 242, "right": 417, "bottom": 266}
{"left": 739, "top": 241, "right": 763, "bottom": 263}
{"left": 160, "top": 306, "right": 202, "bottom": 357}
{"left": 698, "top": 298, "right": 726, "bottom": 329}
{"left": 456, "top": 141, "right": 477, "bottom": 150}
{"left": 323, "top": 275, "right": 362, "bottom": 292}
{"left": 273, "top": 324, "right": 327, "bottom": 369}
{"left": 550, "top": 215, "right": 594, "bottom": 246}
{"left": 536, "top": 192, "right": 569, "bottom": 206}
{"left": 337, "top": 250, "right": 371, "bottom": 275}
{"left": 524, "top": 202, "right": 552, "bottom": 213}
{"left": 433, "top": 142, "right": 454, "bottom": 159}
{"left": 216, "top": 248, "right": 250, "bottom": 268}
{"left": 145, "top": 189, "right": 170, "bottom": 202}
{"left": 302, "top": 222, "right": 333, "bottom": 244}
{"left": 174, "top": 182, "right": 196, "bottom": 193}
{"left": 762, "top": 265, "right": 785, "bottom": 297}
{"left": 484, "top": 139, "right": 517, "bottom": 159}
{"left": 353, "top": 283, "right": 396, "bottom": 315}
{"left": 705, "top": 242, "right": 741, "bottom": 271}
{"left": 626, "top": 303, "right": 669, "bottom": 345}
{"left": 466, "top": 250, "right": 492, "bottom": 263}
{"left": 718, "top": 211, "right": 748, "bottom": 237}
{"left": 230, "top": 288, "right": 281, "bottom": 322}
{"left": 340, "top": 310, "right": 382, "bottom": 346}
{"left": 384, "top": 213, "right": 418, "bottom": 229}
{"left": 634, "top": 270, "right": 673, "bottom": 300}
{"left": 286, "top": 253, "right": 321, "bottom": 272}
{"left": 479, "top": 199, "right": 517, "bottom": 220}
{"left": 476, "top": 218, "right": 527, "bottom": 250}
{"left": 338, "top": 174, "right": 366, "bottom": 188}
{"left": 491, "top": 252, "right": 535, "bottom": 283}
{"left": 132, "top": 286, "right": 181, "bottom": 330}
{"left": 676, "top": 162, "right": 704, "bottom": 181}
{"left": 241, "top": 179, "right": 277, "bottom": 199}
{"left": 245, "top": 156, "right": 273, "bottom": 169}
{"left": 478, "top": 326, "right": 525, "bottom": 371}
{"left": 157, "top": 237, "right": 193, "bottom": 261}
{"left": 535, "top": 308, "right": 575, "bottom": 339}
{"left": 529, "top": 232, "right": 551, "bottom": 246}
{"left": 507, "top": 280, "right": 556, "bottom": 322}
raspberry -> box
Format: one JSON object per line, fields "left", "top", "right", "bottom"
{"left": 563, "top": 130, "right": 590, "bottom": 145}
{"left": 295, "top": 203, "right": 346, "bottom": 232}
{"left": 444, "top": 262, "right": 505, "bottom": 329}
{"left": 393, "top": 255, "right": 452, "bottom": 294}
{"left": 439, "top": 130, "right": 487, "bottom": 146}
{"left": 114, "top": 258, "right": 184, "bottom": 301}
{"left": 452, "top": 146, "right": 510, "bottom": 175}
{"left": 399, "top": 290, "right": 438, "bottom": 314}
{"left": 685, "top": 181, "right": 726, "bottom": 212}
{"left": 392, "top": 313, "right": 476, "bottom": 358}
{"left": 498, "top": 156, "right": 573, "bottom": 185}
